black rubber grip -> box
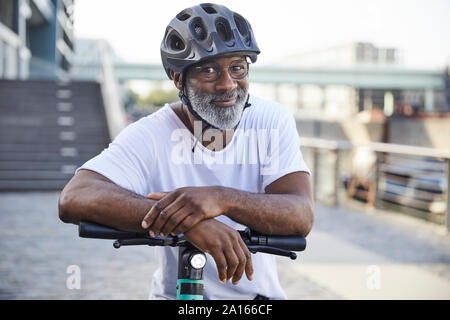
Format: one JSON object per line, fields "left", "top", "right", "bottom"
{"left": 265, "top": 236, "right": 307, "bottom": 252}
{"left": 79, "top": 221, "right": 147, "bottom": 240}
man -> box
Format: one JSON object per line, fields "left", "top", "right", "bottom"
{"left": 59, "top": 3, "right": 314, "bottom": 300}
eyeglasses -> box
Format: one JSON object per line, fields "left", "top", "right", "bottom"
{"left": 190, "top": 60, "right": 249, "bottom": 82}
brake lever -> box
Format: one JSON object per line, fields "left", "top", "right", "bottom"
{"left": 247, "top": 245, "right": 297, "bottom": 260}
{"left": 114, "top": 238, "right": 163, "bottom": 248}
{"left": 113, "top": 235, "right": 182, "bottom": 248}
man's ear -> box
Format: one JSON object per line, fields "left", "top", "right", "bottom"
{"left": 170, "top": 70, "right": 183, "bottom": 90}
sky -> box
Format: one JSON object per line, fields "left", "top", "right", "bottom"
{"left": 74, "top": 0, "right": 450, "bottom": 69}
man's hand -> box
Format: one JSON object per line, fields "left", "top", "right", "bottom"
{"left": 141, "top": 186, "right": 228, "bottom": 237}
{"left": 184, "top": 219, "right": 253, "bottom": 285}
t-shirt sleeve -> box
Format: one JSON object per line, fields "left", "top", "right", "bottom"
{"left": 76, "top": 121, "right": 156, "bottom": 196}
{"left": 261, "top": 109, "right": 311, "bottom": 191}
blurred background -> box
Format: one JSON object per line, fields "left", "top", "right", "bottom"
{"left": 0, "top": 0, "right": 449, "bottom": 300}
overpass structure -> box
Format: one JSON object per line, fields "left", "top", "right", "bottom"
{"left": 72, "top": 62, "right": 447, "bottom": 90}
{"left": 72, "top": 62, "right": 449, "bottom": 112}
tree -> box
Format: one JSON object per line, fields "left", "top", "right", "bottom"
{"left": 145, "top": 88, "right": 179, "bottom": 107}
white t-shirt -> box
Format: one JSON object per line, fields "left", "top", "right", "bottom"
{"left": 78, "top": 94, "right": 310, "bottom": 300}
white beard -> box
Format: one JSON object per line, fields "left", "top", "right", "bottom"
{"left": 185, "top": 84, "right": 248, "bottom": 130}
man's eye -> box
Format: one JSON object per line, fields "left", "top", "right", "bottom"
{"left": 231, "top": 66, "right": 244, "bottom": 71}
{"left": 201, "top": 67, "right": 216, "bottom": 74}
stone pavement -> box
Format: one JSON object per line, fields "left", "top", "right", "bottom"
{"left": 0, "top": 192, "right": 449, "bottom": 300}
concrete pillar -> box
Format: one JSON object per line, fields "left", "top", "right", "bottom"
{"left": 312, "top": 148, "right": 319, "bottom": 200}
{"left": 17, "top": 0, "right": 31, "bottom": 79}
{"left": 363, "top": 89, "right": 373, "bottom": 111}
{"left": 384, "top": 91, "right": 394, "bottom": 116}
{"left": 332, "top": 149, "right": 340, "bottom": 207}
{"left": 296, "top": 84, "right": 303, "bottom": 110}
{"left": 274, "top": 83, "right": 281, "bottom": 103}
{"left": 319, "top": 85, "right": 326, "bottom": 111}
{"left": 425, "top": 88, "right": 434, "bottom": 113}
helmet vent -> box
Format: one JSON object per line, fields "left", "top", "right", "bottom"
{"left": 190, "top": 18, "right": 207, "bottom": 41}
{"left": 215, "top": 18, "right": 233, "bottom": 42}
{"left": 233, "top": 13, "right": 249, "bottom": 38}
{"left": 176, "top": 12, "right": 191, "bottom": 21}
{"left": 200, "top": 3, "right": 217, "bottom": 14}
{"left": 168, "top": 34, "right": 185, "bottom": 51}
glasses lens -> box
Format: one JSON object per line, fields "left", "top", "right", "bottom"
{"left": 194, "top": 65, "right": 218, "bottom": 81}
{"left": 192, "top": 61, "right": 248, "bottom": 81}
{"left": 229, "top": 62, "right": 248, "bottom": 79}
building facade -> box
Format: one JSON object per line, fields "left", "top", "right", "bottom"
{"left": 262, "top": 42, "right": 449, "bottom": 118}
{"left": 0, "top": 0, "right": 74, "bottom": 79}
{"left": 279, "top": 42, "right": 399, "bottom": 68}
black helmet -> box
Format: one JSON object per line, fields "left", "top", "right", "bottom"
{"left": 161, "top": 3, "right": 260, "bottom": 79}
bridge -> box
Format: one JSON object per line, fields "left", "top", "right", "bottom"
{"left": 71, "top": 62, "right": 448, "bottom": 114}
{"left": 72, "top": 62, "right": 447, "bottom": 90}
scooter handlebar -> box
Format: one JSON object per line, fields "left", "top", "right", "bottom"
{"left": 79, "top": 221, "right": 148, "bottom": 240}
{"left": 79, "top": 221, "right": 307, "bottom": 252}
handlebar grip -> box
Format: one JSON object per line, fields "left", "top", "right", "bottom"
{"left": 265, "top": 236, "right": 307, "bottom": 252}
{"left": 79, "top": 221, "right": 147, "bottom": 240}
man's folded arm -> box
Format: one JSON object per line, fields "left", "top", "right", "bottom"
{"left": 58, "top": 169, "right": 156, "bottom": 232}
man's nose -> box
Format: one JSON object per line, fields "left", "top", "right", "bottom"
{"left": 215, "top": 69, "right": 237, "bottom": 92}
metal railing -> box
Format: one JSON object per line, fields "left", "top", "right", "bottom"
{"left": 98, "top": 42, "right": 128, "bottom": 140}
{"left": 300, "top": 137, "right": 450, "bottom": 231}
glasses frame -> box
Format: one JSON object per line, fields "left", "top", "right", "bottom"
{"left": 189, "top": 59, "right": 250, "bottom": 83}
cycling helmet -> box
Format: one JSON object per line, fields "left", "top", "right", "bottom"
{"left": 161, "top": 3, "right": 260, "bottom": 79}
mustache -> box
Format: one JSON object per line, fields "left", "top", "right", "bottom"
{"left": 207, "top": 89, "right": 245, "bottom": 103}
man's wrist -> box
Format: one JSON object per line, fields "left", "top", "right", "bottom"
{"left": 218, "top": 186, "right": 242, "bottom": 217}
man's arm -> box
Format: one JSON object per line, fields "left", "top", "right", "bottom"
{"left": 59, "top": 169, "right": 254, "bottom": 285}
{"left": 142, "top": 171, "right": 314, "bottom": 237}
{"left": 224, "top": 171, "right": 314, "bottom": 236}
{"left": 58, "top": 169, "right": 157, "bottom": 232}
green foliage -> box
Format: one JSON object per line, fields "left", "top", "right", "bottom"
{"left": 145, "top": 88, "right": 179, "bottom": 107}
{"left": 123, "top": 87, "right": 179, "bottom": 115}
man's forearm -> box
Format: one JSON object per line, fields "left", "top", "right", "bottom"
{"left": 222, "top": 188, "right": 314, "bottom": 236}
{"left": 59, "top": 175, "right": 156, "bottom": 232}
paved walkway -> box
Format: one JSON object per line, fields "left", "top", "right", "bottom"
{"left": 0, "top": 192, "right": 449, "bottom": 299}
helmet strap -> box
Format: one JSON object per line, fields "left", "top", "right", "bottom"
{"left": 178, "top": 72, "right": 218, "bottom": 129}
